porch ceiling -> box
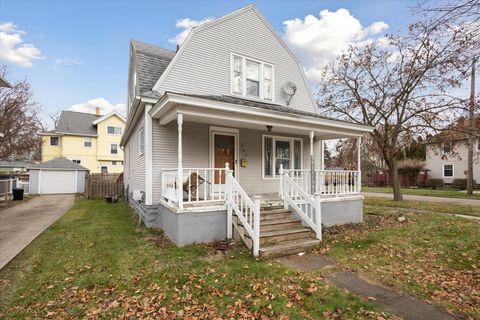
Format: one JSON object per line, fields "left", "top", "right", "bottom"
{"left": 150, "top": 92, "right": 374, "bottom": 139}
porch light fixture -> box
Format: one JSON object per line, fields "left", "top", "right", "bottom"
{"left": 266, "top": 125, "right": 273, "bottom": 132}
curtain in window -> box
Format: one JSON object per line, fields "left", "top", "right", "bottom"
{"left": 233, "top": 56, "right": 243, "bottom": 94}
{"left": 264, "top": 65, "right": 272, "bottom": 100}
{"left": 264, "top": 137, "right": 273, "bottom": 177}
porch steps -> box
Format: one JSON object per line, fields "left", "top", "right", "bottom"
{"left": 233, "top": 205, "right": 321, "bottom": 258}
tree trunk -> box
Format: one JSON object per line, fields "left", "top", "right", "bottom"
{"left": 467, "top": 56, "right": 476, "bottom": 196}
{"left": 390, "top": 160, "right": 403, "bottom": 201}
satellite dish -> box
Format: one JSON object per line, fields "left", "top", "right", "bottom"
{"left": 283, "top": 82, "right": 297, "bottom": 105}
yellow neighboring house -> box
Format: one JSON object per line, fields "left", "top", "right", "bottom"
{"left": 41, "top": 108, "right": 126, "bottom": 173}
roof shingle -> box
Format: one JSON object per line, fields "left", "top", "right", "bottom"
{"left": 55, "top": 111, "right": 100, "bottom": 136}
{"left": 28, "top": 157, "right": 89, "bottom": 171}
{"left": 131, "top": 39, "right": 175, "bottom": 94}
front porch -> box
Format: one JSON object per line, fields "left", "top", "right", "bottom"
{"left": 142, "top": 93, "right": 372, "bottom": 255}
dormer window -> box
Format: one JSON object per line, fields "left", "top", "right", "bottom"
{"left": 231, "top": 54, "right": 274, "bottom": 101}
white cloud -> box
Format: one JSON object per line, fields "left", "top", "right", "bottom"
{"left": 168, "top": 17, "right": 213, "bottom": 45}
{"left": 54, "top": 58, "right": 83, "bottom": 65}
{"left": 283, "top": 9, "right": 389, "bottom": 83}
{"left": 69, "top": 98, "right": 126, "bottom": 117}
{"left": 0, "top": 22, "right": 44, "bottom": 67}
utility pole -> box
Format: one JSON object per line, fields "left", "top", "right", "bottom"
{"left": 467, "top": 56, "right": 476, "bottom": 196}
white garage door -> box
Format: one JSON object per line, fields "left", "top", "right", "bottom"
{"left": 41, "top": 171, "right": 76, "bottom": 194}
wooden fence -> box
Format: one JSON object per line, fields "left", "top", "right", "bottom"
{"left": 84, "top": 173, "right": 124, "bottom": 199}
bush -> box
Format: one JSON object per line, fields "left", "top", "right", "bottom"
{"left": 452, "top": 178, "right": 477, "bottom": 190}
{"left": 426, "top": 179, "right": 444, "bottom": 190}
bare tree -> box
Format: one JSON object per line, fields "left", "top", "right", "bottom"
{"left": 317, "top": 20, "right": 474, "bottom": 200}
{"left": 38, "top": 110, "right": 61, "bottom": 131}
{"left": 415, "top": 0, "right": 480, "bottom": 195}
{"left": 0, "top": 66, "right": 42, "bottom": 161}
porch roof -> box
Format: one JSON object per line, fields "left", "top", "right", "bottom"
{"left": 150, "top": 92, "right": 374, "bottom": 139}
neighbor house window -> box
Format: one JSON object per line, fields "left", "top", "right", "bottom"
{"left": 231, "top": 54, "right": 274, "bottom": 101}
{"left": 139, "top": 127, "right": 145, "bottom": 155}
{"left": 50, "top": 137, "right": 59, "bottom": 146}
{"left": 263, "top": 135, "right": 302, "bottom": 178}
{"left": 107, "top": 126, "right": 122, "bottom": 135}
{"left": 442, "top": 142, "right": 452, "bottom": 154}
{"left": 110, "top": 143, "right": 118, "bottom": 154}
{"left": 101, "top": 166, "right": 108, "bottom": 174}
{"left": 443, "top": 164, "right": 454, "bottom": 178}
{"left": 71, "top": 159, "right": 81, "bottom": 164}
{"left": 84, "top": 137, "right": 92, "bottom": 148}
{"left": 112, "top": 161, "right": 117, "bottom": 165}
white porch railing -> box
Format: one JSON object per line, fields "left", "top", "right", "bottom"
{"left": 280, "top": 166, "right": 322, "bottom": 240}
{"left": 161, "top": 167, "right": 229, "bottom": 207}
{"left": 225, "top": 164, "right": 261, "bottom": 256}
{"left": 316, "top": 170, "right": 360, "bottom": 195}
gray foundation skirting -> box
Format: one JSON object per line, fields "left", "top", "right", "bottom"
{"left": 128, "top": 197, "right": 227, "bottom": 246}
{"left": 128, "top": 197, "right": 363, "bottom": 246}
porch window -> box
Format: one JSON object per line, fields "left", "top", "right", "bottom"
{"left": 263, "top": 135, "right": 302, "bottom": 178}
{"left": 231, "top": 54, "right": 274, "bottom": 101}
{"left": 443, "top": 164, "right": 454, "bottom": 177}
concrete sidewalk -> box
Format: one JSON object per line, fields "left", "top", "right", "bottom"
{"left": 0, "top": 195, "right": 74, "bottom": 270}
{"left": 362, "top": 192, "right": 480, "bottom": 206}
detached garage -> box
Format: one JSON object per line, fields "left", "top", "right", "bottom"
{"left": 29, "top": 157, "right": 89, "bottom": 194}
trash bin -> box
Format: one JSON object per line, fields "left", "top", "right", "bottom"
{"left": 12, "top": 188, "right": 24, "bottom": 201}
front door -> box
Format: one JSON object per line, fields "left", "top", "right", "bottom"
{"left": 214, "top": 134, "right": 235, "bottom": 184}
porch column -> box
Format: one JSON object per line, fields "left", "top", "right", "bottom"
{"left": 320, "top": 141, "right": 325, "bottom": 170}
{"left": 177, "top": 113, "right": 184, "bottom": 209}
{"left": 145, "top": 104, "right": 153, "bottom": 205}
{"left": 310, "top": 131, "right": 315, "bottom": 194}
{"left": 357, "top": 136, "right": 362, "bottom": 192}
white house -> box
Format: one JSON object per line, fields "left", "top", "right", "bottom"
{"left": 426, "top": 125, "right": 480, "bottom": 184}
{"left": 121, "top": 5, "right": 373, "bottom": 257}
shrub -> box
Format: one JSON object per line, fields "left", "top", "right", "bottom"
{"left": 452, "top": 178, "right": 477, "bottom": 190}
{"left": 426, "top": 179, "right": 444, "bottom": 190}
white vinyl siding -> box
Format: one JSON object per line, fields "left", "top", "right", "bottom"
{"left": 124, "top": 113, "right": 146, "bottom": 194}
{"left": 138, "top": 127, "right": 145, "bottom": 155}
{"left": 156, "top": 8, "right": 316, "bottom": 113}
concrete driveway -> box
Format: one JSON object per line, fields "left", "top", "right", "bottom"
{"left": 0, "top": 195, "right": 74, "bottom": 270}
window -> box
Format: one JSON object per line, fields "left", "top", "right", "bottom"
{"left": 101, "top": 166, "right": 108, "bottom": 174}
{"left": 71, "top": 159, "right": 81, "bottom": 164}
{"left": 84, "top": 137, "right": 92, "bottom": 148}
{"left": 112, "top": 161, "right": 117, "bottom": 165}
{"left": 139, "top": 127, "right": 145, "bottom": 155}
{"left": 50, "top": 137, "right": 59, "bottom": 146}
{"left": 107, "top": 126, "right": 122, "bottom": 135}
{"left": 231, "top": 54, "right": 274, "bottom": 101}
{"left": 246, "top": 60, "right": 260, "bottom": 97}
{"left": 443, "top": 164, "right": 454, "bottom": 177}
{"left": 263, "top": 135, "right": 302, "bottom": 178}
{"left": 442, "top": 142, "right": 452, "bottom": 154}
{"left": 110, "top": 143, "right": 118, "bottom": 154}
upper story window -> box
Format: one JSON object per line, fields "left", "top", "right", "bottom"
{"left": 442, "top": 142, "right": 452, "bottom": 154}
{"left": 107, "top": 126, "right": 122, "bottom": 135}
{"left": 110, "top": 143, "right": 118, "bottom": 154}
{"left": 84, "top": 137, "right": 92, "bottom": 148}
{"left": 231, "top": 54, "right": 274, "bottom": 101}
{"left": 50, "top": 137, "right": 59, "bottom": 146}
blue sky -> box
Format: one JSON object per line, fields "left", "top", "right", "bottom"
{"left": 0, "top": 0, "right": 418, "bottom": 126}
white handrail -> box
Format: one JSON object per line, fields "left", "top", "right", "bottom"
{"left": 316, "top": 170, "right": 360, "bottom": 195}
{"left": 225, "top": 163, "right": 261, "bottom": 256}
{"left": 280, "top": 165, "right": 322, "bottom": 240}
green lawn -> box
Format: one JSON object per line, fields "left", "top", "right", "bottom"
{"left": 362, "top": 186, "right": 480, "bottom": 200}
{"left": 323, "top": 207, "right": 480, "bottom": 319}
{"left": 0, "top": 199, "right": 386, "bottom": 319}
{"left": 364, "top": 196, "right": 480, "bottom": 217}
